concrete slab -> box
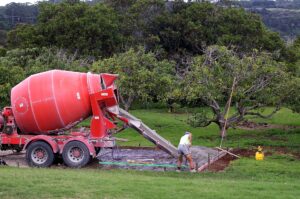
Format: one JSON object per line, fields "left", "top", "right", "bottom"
{"left": 98, "top": 146, "right": 225, "bottom": 171}
{"left": 0, "top": 146, "right": 227, "bottom": 171}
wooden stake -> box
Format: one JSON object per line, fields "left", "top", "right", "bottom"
{"left": 220, "top": 77, "right": 237, "bottom": 147}
{"left": 215, "top": 147, "right": 240, "bottom": 158}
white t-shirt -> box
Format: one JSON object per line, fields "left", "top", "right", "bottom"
{"left": 179, "top": 134, "right": 191, "bottom": 146}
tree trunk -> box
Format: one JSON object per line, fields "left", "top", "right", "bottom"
{"left": 119, "top": 94, "right": 133, "bottom": 111}
{"left": 124, "top": 104, "right": 130, "bottom": 112}
{"left": 218, "top": 122, "right": 228, "bottom": 138}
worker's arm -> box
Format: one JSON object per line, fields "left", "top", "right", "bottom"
{"left": 188, "top": 134, "right": 192, "bottom": 147}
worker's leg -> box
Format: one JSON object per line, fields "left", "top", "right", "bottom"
{"left": 177, "top": 154, "right": 183, "bottom": 170}
{"left": 186, "top": 154, "right": 195, "bottom": 170}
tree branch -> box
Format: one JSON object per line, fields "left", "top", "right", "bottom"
{"left": 245, "top": 106, "right": 281, "bottom": 119}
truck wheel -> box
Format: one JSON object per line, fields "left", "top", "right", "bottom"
{"left": 26, "top": 141, "right": 54, "bottom": 167}
{"left": 62, "top": 141, "right": 91, "bottom": 168}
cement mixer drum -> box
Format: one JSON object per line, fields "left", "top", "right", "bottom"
{"left": 11, "top": 70, "right": 102, "bottom": 134}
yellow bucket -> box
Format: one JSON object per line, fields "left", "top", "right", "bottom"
{"left": 255, "top": 151, "right": 264, "bottom": 160}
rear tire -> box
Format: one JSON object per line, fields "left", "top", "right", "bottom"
{"left": 26, "top": 141, "right": 54, "bottom": 167}
{"left": 62, "top": 141, "right": 91, "bottom": 168}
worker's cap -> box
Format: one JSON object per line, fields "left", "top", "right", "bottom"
{"left": 185, "top": 131, "right": 191, "bottom": 135}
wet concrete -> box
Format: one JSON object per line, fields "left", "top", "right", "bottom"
{"left": 0, "top": 146, "right": 226, "bottom": 171}
{"left": 98, "top": 146, "right": 225, "bottom": 171}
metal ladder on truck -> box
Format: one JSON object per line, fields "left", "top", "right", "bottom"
{"left": 118, "top": 108, "right": 178, "bottom": 157}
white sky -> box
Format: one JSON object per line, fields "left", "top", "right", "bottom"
{"left": 0, "top": 0, "right": 39, "bottom": 6}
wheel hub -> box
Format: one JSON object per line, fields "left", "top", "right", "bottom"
{"left": 31, "top": 147, "right": 48, "bottom": 164}
{"left": 72, "top": 149, "right": 81, "bottom": 158}
{"left": 36, "top": 150, "right": 45, "bottom": 158}
{"left": 68, "top": 147, "right": 84, "bottom": 163}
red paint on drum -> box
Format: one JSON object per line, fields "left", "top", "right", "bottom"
{"left": 11, "top": 70, "right": 101, "bottom": 134}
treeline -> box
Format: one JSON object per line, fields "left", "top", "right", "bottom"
{"left": 1, "top": 0, "right": 300, "bottom": 42}
{"left": 0, "top": 0, "right": 299, "bottom": 131}
{"left": 234, "top": 0, "right": 300, "bottom": 38}
{"left": 0, "top": 2, "right": 38, "bottom": 30}
{"left": 0, "top": 2, "right": 38, "bottom": 47}
{"left": 5, "top": 1, "right": 286, "bottom": 58}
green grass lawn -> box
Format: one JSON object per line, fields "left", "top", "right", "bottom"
{"left": 250, "top": 107, "right": 300, "bottom": 126}
{"left": 0, "top": 155, "right": 299, "bottom": 199}
{"left": 113, "top": 108, "right": 300, "bottom": 150}
{"left": 0, "top": 108, "right": 299, "bottom": 199}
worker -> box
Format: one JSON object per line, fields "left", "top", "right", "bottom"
{"left": 177, "top": 132, "right": 196, "bottom": 172}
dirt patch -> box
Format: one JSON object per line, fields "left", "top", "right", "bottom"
{"left": 232, "top": 148, "right": 256, "bottom": 157}
{"left": 237, "top": 121, "right": 300, "bottom": 131}
{"left": 206, "top": 154, "right": 236, "bottom": 172}
{"left": 293, "top": 152, "right": 300, "bottom": 160}
{"left": 205, "top": 148, "right": 272, "bottom": 172}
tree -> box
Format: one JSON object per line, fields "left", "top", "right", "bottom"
{"left": 92, "top": 47, "right": 175, "bottom": 110}
{"left": 283, "top": 78, "right": 300, "bottom": 113}
{"left": 0, "top": 30, "right": 7, "bottom": 47}
{"left": 185, "top": 45, "right": 293, "bottom": 136}
{"left": 0, "top": 63, "right": 25, "bottom": 107}
{"left": 7, "top": 24, "right": 37, "bottom": 48}
{"left": 153, "top": 2, "right": 285, "bottom": 55}
{"left": 0, "top": 47, "right": 91, "bottom": 76}
{"left": 217, "top": 8, "right": 284, "bottom": 53}
{"left": 3, "top": 3, "right": 38, "bottom": 30}
{"left": 7, "top": 2, "right": 122, "bottom": 57}
{"left": 113, "top": 0, "right": 166, "bottom": 52}
{"left": 0, "top": 47, "right": 92, "bottom": 107}
{"left": 101, "top": 0, "right": 136, "bottom": 13}
{"left": 282, "top": 36, "right": 300, "bottom": 113}
{"left": 284, "top": 36, "right": 300, "bottom": 74}
{"left": 151, "top": 2, "right": 285, "bottom": 77}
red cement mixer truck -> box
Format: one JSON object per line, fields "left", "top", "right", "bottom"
{"left": 0, "top": 70, "right": 177, "bottom": 168}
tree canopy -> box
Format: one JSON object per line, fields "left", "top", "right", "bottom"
{"left": 6, "top": 1, "right": 286, "bottom": 62}
{"left": 0, "top": 47, "right": 91, "bottom": 107}
{"left": 92, "top": 47, "right": 175, "bottom": 110}
{"left": 185, "top": 45, "right": 296, "bottom": 135}
{"left": 0, "top": 63, "right": 25, "bottom": 107}
{"left": 8, "top": 2, "right": 122, "bottom": 57}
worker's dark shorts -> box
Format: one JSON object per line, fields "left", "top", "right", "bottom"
{"left": 178, "top": 144, "right": 191, "bottom": 156}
